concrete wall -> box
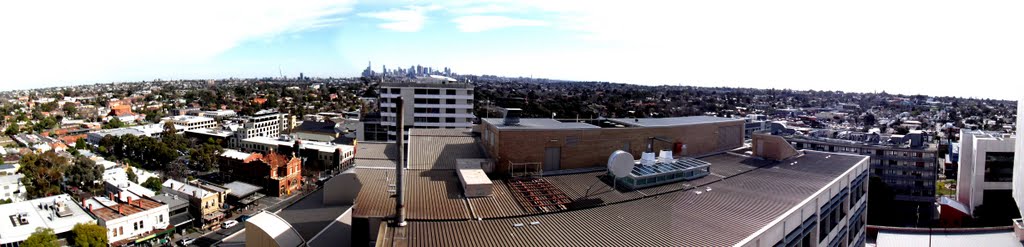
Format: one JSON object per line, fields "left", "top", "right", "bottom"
{"left": 481, "top": 119, "right": 744, "bottom": 174}
{"left": 957, "top": 131, "right": 1015, "bottom": 213}
{"left": 1016, "top": 100, "right": 1024, "bottom": 218}
{"left": 752, "top": 134, "right": 800, "bottom": 161}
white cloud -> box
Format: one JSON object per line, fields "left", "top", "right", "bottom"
{"left": 452, "top": 15, "right": 547, "bottom": 32}
{"left": 358, "top": 5, "right": 441, "bottom": 32}
{"left": 0, "top": 0, "right": 355, "bottom": 90}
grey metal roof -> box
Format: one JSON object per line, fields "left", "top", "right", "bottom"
{"left": 375, "top": 151, "right": 868, "bottom": 247}
{"left": 150, "top": 194, "right": 189, "bottom": 209}
{"left": 482, "top": 118, "right": 600, "bottom": 130}
{"left": 608, "top": 116, "right": 742, "bottom": 127}
{"left": 277, "top": 189, "right": 353, "bottom": 242}
{"left": 223, "top": 181, "right": 262, "bottom": 198}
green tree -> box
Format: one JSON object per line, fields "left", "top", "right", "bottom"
{"left": 103, "top": 118, "right": 125, "bottom": 129}
{"left": 126, "top": 166, "right": 138, "bottom": 183}
{"left": 19, "top": 151, "right": 67, "bottom": 199}
{"left": 22, "top": 227, "right": 58, "bottom": 247}
{"left": 66, "top": 156, "right": 102, "bottom": 194}
{"left": 70, "top": 223, "right": 108, "bottom": 247}
{"left": 75, "top": 138, "right": 87, "bottom": 150}
{"left": 142, "top": 177, "right": 163, "bottom": 193}
{"left": 4, "top": 124, "right": 18, "bottom": 135}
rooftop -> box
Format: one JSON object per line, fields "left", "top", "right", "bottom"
{"left": 242, "top": 136, "right": 353, "bottom": 154}
{"left": 482, "top": 116, "right": 741, "bottom": 130}
{"left": 162, "top": 179, "right": 213, "bottom": 198}
{"left": 875, "top": 227, "right": 1023, "bottom": 247}
{"left": 276, "top": 188, "right": 353, "bottom": 242}
{"left": 608, "top": 116, "right": 743, "bottom": 127}
{"left": 162, "top": 115, "right": 214, "bottom": 123}
{"left": 221, "top": 149, "right": 251, "bottom": 160}
{"left": 184, "top": 128, "right": 234, "bottom": 138}
{"left": 84, "top": 196, "right": 165, "bottom": 221}
{"left": 294, "top": 121, "right": 340, "bottom": 135}
{"left": 0, "top": 194, "right": 95, "bottom": 244}
{"left": 376, "top": 150, "right": 864, "bottom": 244}
{"left": 223, "top": 181, "right": 262, "bottom": 198}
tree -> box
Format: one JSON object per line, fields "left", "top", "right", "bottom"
{"left": 126, "top": 166, "right": 138, "bottom": 183}
{"left": 66, "top": 156, "right": 102, "bottom": 194}
{"left": 19, "top": 151, "right": 67, "bottom": 199}
{"left": 75, "top": 138, "right": 87, "bottom": 150}
{"left": 103, "top": 118, "right": 125, "bottom": 129}
{"left": 22, "top": 227, "right": 58, "bottom": 247}
{"left": 4, "top": 124, "right": 18, "bottom": 135}
{"left": 142, "top": 177, "right": 163, "bottom": 192}
{"left": 70, "top": 223, "right": 108, "bottom": 247}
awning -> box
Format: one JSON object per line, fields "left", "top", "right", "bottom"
{"left": 203, "top": 211, "right": 226, "bottom": 221}
{"left": 134, "top": 227, "right": 175, "bottom": 243}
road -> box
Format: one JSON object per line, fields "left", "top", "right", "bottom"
{"left": 174, "top": 190, "right": 311, "bottom": 247}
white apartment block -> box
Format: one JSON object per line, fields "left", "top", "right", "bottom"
{"left": 0, "top": 174, "right": 25, "bottom": 203}
{"left": 162, "top": 115, "right": 216, "bottom": 132}
{"left": 0, "top": 194, "right": 96, "bottom": 247}
{"left": 227, "top": 109, "right": 288, "bottom": 148}
{"left": 378, "top": 77, "right": 475, "bottom": 140}
{"left": 957, "top": 129, "right": 1015, "bottom": 214}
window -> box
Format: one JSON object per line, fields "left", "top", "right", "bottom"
{"left": 446, "top": 99, "right": 456, "bottom": 104}
{"left": 446, "top": 117, "right": 456, "bottom": 123}
{"left": 134, "top": 222, "right": 138, "bottom": 230}
{"left": 446, "top": 89, "right": 456, "bottom": 95}
{"left": 414, "top": 89, "right": 427, "bottom": 94}
{"left": 390, "top": 88, "right": 400, "bottom": 94}
{"left": 984, "top": 152, "right": 1014, "bottom": 182}
{"left": 446, "top": 108, "right": 456, "bottom": 114}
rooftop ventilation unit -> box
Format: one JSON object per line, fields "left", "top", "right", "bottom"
{"left": 503, "top": 108, "right": 522, "bottom": 126}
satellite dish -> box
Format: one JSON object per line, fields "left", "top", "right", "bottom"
{"left": 608, "top": 150, "right": 635, "bottom": 178}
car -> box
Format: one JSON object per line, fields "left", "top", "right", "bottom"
{"left": 237, "top": 215, "right": 252, "bottom": 223}
{"left": 178, "top": 237, "right": 195, "bottom": 246}
{"left": 222, "top": 220, "right": 239, "bottom": 229}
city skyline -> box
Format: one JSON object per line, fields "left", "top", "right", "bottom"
{"left": 1, "top": 0, "right": 1022, "bottom": 100}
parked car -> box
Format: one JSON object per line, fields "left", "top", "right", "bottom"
{"left": 237, "top": 215, "right": 252, "bottom": 223}
{"left": 222, "top": 220, "right": 239, "bottom": 229}
{"left": 178, "top": 237, "right": 195, "bottom": 246}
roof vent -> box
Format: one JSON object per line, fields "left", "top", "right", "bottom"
{"left": 503, "top": 108, "right": 522, "bottom": 126}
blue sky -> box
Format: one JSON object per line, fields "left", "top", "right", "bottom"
{"left": 1, "top": 1, "right": 1022, "bottom": 100}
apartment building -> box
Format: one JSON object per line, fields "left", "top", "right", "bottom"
{"left": 0, "top": 194, "right": 96, "bottom": 247}
{"left": 161, "top": 115, "right": 216, "bottom": 132}
{"left": 373, "top": 76, "right": 475, "bottom": 141}
{"left": 238, "top": 136, "right": 355, "bottom": 178}
{"left": 225, "top": 109, "right": 289, "bottom": 148}
{"left": 0, "top": 174, "right": 25, "bottom": 203}
{"left": 956, "top": 129, "right": 1015, "bottom": 215}
{"left": 777, "top": 129, "right": 938, "bottom": 203}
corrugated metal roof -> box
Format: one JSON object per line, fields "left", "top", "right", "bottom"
{"left": 377, "top": 151, "right": 867, "bottom": 246}
{"left": 408, "top": 129, "right": 485, "bottom": 170}
{"left": 353, "top": 168, "right": 395, "bottom": 218}
{"left": 406, "top": 170, "right": 472, "bottom": 220}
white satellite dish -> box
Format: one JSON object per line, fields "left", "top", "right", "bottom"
{"left": 608, "top": 150, "right": 635, "bottom": 178}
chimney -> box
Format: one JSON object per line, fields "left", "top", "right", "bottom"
{"left": 127, "top": 197, "right": 132, "bottom": 206}
{"left": 88, "top": 204, "right": 93, "bottom": 212}
{"left": 192, "top": 190, "right": 197, "bottom": 198}
{"left": 502, "top": 108, "right": 521, "bottom": 126}
{"left": 118, "top": 205, "right": 123, "bottom": 215}
{"left": 395, "top": 97, "right": 407, "bottom": 227}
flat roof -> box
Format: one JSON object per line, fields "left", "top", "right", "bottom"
{"left": 242, "top": 136, "right": 353, "bottom": 153}
{"left": 877, "top": 228, "right": 1023, "bottom": 247}
{"left": 221, "top": 149, "right": 252, "bottom": 160}
{"left": 373, "top": 151, "right": 868, "bottom": 246}
{"left": 608, "top": 116, "right": 742, "bottom": 127}
{"left": 481, "top": 118, "right": 600, "bottom": 130}
{"left": 184, "top": 128, "right": 234, "bottom": 138}
{"left": 223, "top": 181, "right": 262, "bottom": 198}
{"left": 0, "top": 194, "right": 95, "bottom": 244}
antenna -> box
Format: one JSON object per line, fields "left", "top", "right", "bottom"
{"left": 278, "top": 65, "right": 283, "bottom": 79}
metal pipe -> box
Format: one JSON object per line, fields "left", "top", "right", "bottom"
{"left": 395, "top": 96, "right": 407, "bottom": 227}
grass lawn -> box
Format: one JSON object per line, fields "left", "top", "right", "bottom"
{"left": 936, "top": 179, "right": 956, "bottom": 196}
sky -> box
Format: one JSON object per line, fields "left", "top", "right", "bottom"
{"left": 1, "top": 0, "right": 1022, "bottom": 100}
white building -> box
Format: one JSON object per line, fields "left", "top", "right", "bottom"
{"left": 161, "top": 115, "right": 216, "bottom": 132}
{"left": 957, "top": 129, "right": 1015, "bottom": 214}
{"left": 376, "top": 77, "right": 475, "bottom": 140}
{"left": 0, "top": 194, "right": 97, "bottom": 247}
{"left": 84, "top": 195, "right": 170, "bottom": 244}
{"left": 1014, "top": 101, "right": 1024, "bottom": 219}
{"left": 0, "top": 174, "right": 25, "bottom": 203}
{"left": 225, "top": 109, "right": 288, "bottom": 148}
{"left": 237, "top": 136, "right": 355, "bottom": 177}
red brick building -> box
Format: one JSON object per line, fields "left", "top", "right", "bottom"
{"left": 219, "top": 150, "right": 303, "bottom": 197}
